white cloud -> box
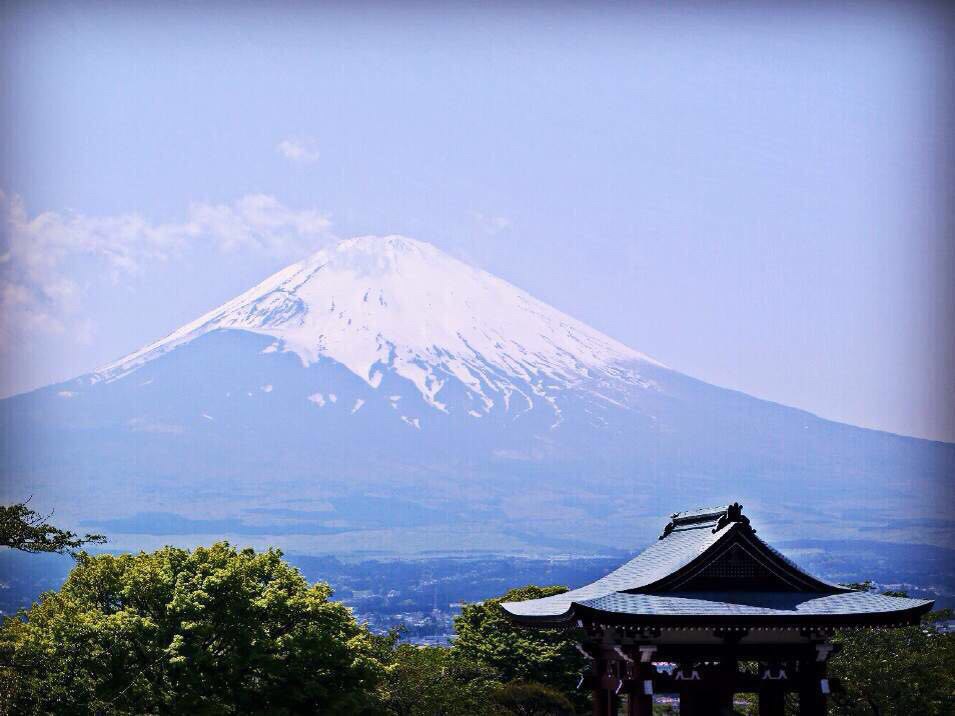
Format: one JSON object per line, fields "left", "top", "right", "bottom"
{"left": 186, "top": 194, "right": 333, "bottom": 255}
{"left": 471, "top": 211, "right": 512, "bottom": 235}
{"left": 276, "top": 137, "right": 321, "bottom": 164}
{"left": 0, "top": 191, "right": 337, "bottom": 351}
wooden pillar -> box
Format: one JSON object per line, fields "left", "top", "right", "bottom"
{"left": 759, "top": 688, "right": 785, "bottom": 716}
{"left": 716, "top": 653, "right": 737, "bottom": 714}
{"left": 676, "top": 663, "right": 702, "bottom": 716}
{"left": 592, "top": 656, "right": 623, "bottom": 716}
{"left": 798, "top": 657, "right": 828, "bottom": 716}
{"left": 678, "top": 660, "right": 736, "bottom": 715}
{"left": 627, "top": 662, "right": 653, "bottom": 716}
{"left": 591, "top": 657, "right": 610, "bottom": 716}
{"left": 679, "top": 689, "right": 705, "bottom": 716}
{"left": 606, "top": 686, "right": 620, "bottom": 716}
{"left": 592, "top": 688, "right": 611, "bottom": 716}
{"left": 758, "top": 661, "right": 787, "bottom": 716}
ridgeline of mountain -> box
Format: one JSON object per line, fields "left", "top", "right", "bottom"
{"left": 2, "top": 236, "right": 952, "bottom": 555}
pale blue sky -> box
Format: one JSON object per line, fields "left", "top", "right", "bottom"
{"left": 1, "top": 1, "right": 953, "bottom": 441}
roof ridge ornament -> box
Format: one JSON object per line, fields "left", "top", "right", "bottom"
{"left": 659, "top": 503, "right": 749, "bottom": 539}
{"left": 712, "top": 502, "right": 750, "bottom": 533}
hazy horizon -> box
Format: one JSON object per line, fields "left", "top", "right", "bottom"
{"left": 2, "top": 1, "right": 953, "bottom": 442}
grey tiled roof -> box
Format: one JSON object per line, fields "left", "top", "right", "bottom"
{"left": 669, "top": 506, "right": 729, "bottom": 522}
{"left": 501, "top": 504, "right": 933, "bottom": 624}
{"left": 760, "top": 538, "right": 845, "bottom": 591}
{"left": 503, "top": 510, "right": 727, "bottom": 618}
{"left": 576, "top": 591, "right": 932, "bottom": 619}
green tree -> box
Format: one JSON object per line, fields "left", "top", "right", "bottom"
{"left": 382, "top": 643, "right": 501, "bottom": 715}
{"left": 0, "top": 501, "right": 105, "bottom": 555}
{"left": 491, "top": 681, "right": 574, "bottom": 716}
{"left": 827, "top": 582, "right": 954, "bottom": 715}
{"left": 0, "top": 542, "right": 386, "bottom": 715}
{"left": 451, "top": 586, "right": 586, "bottom": 710}
{"left": 828, "top": 616, "right": 954, "bottom": 716}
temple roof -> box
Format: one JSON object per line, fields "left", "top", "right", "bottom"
{"left": 502, "top": 503, "right": 933, "bottom": 627}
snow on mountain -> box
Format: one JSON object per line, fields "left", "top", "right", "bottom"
{"left": 3, "top": 234, "right": 951, "bottom": 555}
{"left": 97, "top": 236, "right": 661, "bottom": 417}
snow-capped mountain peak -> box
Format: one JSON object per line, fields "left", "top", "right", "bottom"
{"left": 97, "top": 236, "right": 660, "bottom": 415}
{"left": 9, "top": 237, "right": 949, "bottom": 557}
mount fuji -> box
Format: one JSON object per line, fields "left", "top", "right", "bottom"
{"left": 2, "top": 236, "right": 952, "bottom": 554}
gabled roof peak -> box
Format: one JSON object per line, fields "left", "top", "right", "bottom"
{"left": 661, "top": 502, "right": 750, "bottom": 539}
{"left": 501, "top": 502, "right": 934, "bottom": 626}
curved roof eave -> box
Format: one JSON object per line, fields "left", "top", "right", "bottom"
{"left": 505, "top": 593, "right": 934, "bottom": 629}
{"left": 502, "top": 512, "right": 733, "bottom": 619}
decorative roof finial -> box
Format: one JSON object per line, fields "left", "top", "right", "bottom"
{"left": 713, "top": 502, "right": 750, "bottom": 533}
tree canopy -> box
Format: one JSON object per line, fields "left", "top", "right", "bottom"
{"left": 382, "top": 643, "right": 501, "bottom": 716}
{"left": 828, "top": 585, "right": 954, "bottom": 715}
{"left": 451, "top": 585, "right": 586, "bottom": 710}
{"left": 0, "top": 552, "right": 581, "bottom": 716}
{"left": 0, "top": 502, "right": 106, "bottom": 555}
{"left": 828, "top": 619, "right": 954, "bottom": 715}
{"left": 0, "top": 542, "right": 385, "bottom": 715}
{"left": 3, "top": 544, "right": 952, "bottom": 716}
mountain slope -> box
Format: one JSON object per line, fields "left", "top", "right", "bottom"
{"left": 98, "top": 236, "right": 659, "bottom": 423}
{"left": 2, "top": 236, "right": 952, "bottom": 555}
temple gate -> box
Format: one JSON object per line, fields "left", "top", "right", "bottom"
{"left": 502, "top": 503, "right": 932, "bottom": 715}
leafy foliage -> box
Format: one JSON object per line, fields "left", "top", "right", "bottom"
{"left": 451, "top": 585, "right": 586, "bottom": 710}
{"left": 826, "top": 581, "right": 954, "bottom": 714}
{"left": 0, "top": 542, "right": 385, "bottom": 715}
{"left": 380, "top": 642, "right": 575, "bottom": 716}
{"left": 491, "top": 681, "right": 574, "bottom": 716}
{"left": 0, "top": 502, "right": 105, "bottom": 555}
{"left": 5, "top": 552, "right": 953, "bottom": 716}
{"left": 380, "top": 583, "right": 587, "bottom": 715}
{"left": 829, "top": 618, "right": 955, "bottom": 715}
{"left": 382, "top": 643, "right": 501, "bottom": 715}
